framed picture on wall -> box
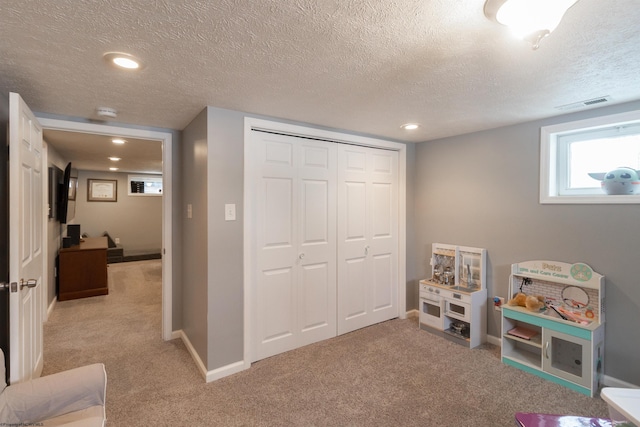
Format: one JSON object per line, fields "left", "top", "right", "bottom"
{"left": 88, "top": 179, "right": 117, "bottom": 202}
{"left": 68, "top": 176, "right": 77, "bottom": 201}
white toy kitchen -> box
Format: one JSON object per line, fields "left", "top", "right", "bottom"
{"left": 419, "top": 243, "right": 487, "bottom": 348}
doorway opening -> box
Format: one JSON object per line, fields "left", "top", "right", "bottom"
{"left": 37, "top": 117, "right": 174, "bottom": 341}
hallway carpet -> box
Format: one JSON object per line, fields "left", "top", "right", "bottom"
{"left": 43, "top": 260, "right": 610, "bottom": 426}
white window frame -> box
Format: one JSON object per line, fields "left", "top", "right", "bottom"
{"left": 128, "top": 174, "right": 163, "bottom": 196}
{"left": 540, "top": 110, "right": 640, "bottom": 204}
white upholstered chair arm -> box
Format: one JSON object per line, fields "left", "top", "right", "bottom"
{"left": 0, "top": 363, "right": 106, "bottom": 424}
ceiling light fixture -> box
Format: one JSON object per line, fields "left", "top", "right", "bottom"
{"left": 484, "top": 0, "right": 580, "bottom": 49}
{"left": 108, "top": 157, "right": 121, "bottom": 161}
{"left": 401, "top": 123, "right": 420, "bottom": 130}
{"left": 112, "top": 138, "right": 126, "bottom": 145}
{"left": 109, "top": 167, "right": 119, "bottom": 171}
{"left": 103, "top": 52, "right": 143, "bottom": 70}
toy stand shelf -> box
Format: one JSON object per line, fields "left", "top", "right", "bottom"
{"left": 501, "top": 260, "right": 605, "bottom": 397}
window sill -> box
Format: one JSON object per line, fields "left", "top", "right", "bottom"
{"left": 540, "top": 194, "right": 640, "bottom": 204}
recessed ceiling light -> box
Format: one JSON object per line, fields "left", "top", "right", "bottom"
{"left": 108, "top": 157, "right": 121, "bottom": 161}
{"left": 103, "top": 52, "right": 143, "bottom": 70}
{"left": 401, "top": 123, "right": 420, "bottom": 130}
{"left": 109, "top": 167, "right": 119, "bottom": 171}
{"left": 112, "top": 138, "right": 126, "bottom": 145}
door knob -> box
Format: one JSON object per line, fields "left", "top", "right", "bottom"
{"left": 298, "top": 253, "right": 305, "bottom": 260}
{"left": 20, "top": 279, "right": 37, "bottom": 290}
{"left": 365, "top": 246, "right": 370, "bottom": 255}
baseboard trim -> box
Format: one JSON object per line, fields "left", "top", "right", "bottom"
{"left": 205, "top": 360, "right": 248, "bottom": 383}
{"left": 178, "top": 330, "right": 208, "bottom": 381}
{"left": 486, "top": 334, "right": 501, "bottom": 347}
{"left": 406, "top": 309, "right": 418, "bottom": 319}
{"left": 603, "top": 375, "right": 640, "bottom": 389}
{"left": 47, "top": 297, "right": 57, "bottom": 320}
{"left": 178, "top": 330, "right": 249, "bottom": 383}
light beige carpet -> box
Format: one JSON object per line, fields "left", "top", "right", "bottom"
{"left": 43, "top": 260, "right": 610, "bottom": 426}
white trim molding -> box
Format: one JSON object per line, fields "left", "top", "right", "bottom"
{"left": 36, "top": 117, "right": 174, "bottom": 341}
{"left": 540, "top": 109, "right": 640, "bottom": 204}
{"left": 178, "top": 330, "right": 249, "bottom": 382}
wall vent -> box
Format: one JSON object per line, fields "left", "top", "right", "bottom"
{"left": 555, "top": 96, "right": 612, "bottom": 111}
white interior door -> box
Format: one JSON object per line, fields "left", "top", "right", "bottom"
{"left": 337, "top": 145, "right": 398, "bottom": 335}
{"left": 250, "top": 131, "right": 337, "bottom": 361}
{"left": 8, "top": 92, "right": 44, "bottom": 382}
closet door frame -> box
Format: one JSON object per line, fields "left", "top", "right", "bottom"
{"left": 243, "top": 117, "right": 407, "bottom": 365}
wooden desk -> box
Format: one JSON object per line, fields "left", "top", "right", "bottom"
{"left": 58, "top": 236, "right": 108, "bottom": 301}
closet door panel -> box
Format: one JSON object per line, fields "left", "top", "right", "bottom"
{"left": 372, "top": 253, "right": 394, "bottom": 311}
{"left": 263, "top": 178, "right": 293, "bottom": 247}
{"left": 299, "top": 262, "right": 331, "bottom": 333}
{"left": 369, "top": 150, "right": 398, "bottom": 324}
{"left": 345, "top": 183, "right": 366, "bottom": 244}
{"left": 251, "top": 131, "right": 336, "bottom": 361}
{"left": 300, "top": 180, "right": 329, "bottom": 244}
{"left": 296, "top": 141, "right": 337, "bottom": 347}
{"left": 337, "top": 149, "right": 369, "bottom": 334}
{"left": 338, "top": 145, "right": 398, "bottom": 335}
{"left": 257, "top": 267, "right": 296, "bottom": 356}
{"left": 252, "top": 133, "right": 299, "bottom": 360}
{"left": 341, "top": 257, "right": 368, "bottom": 321}
{"left": 372, "top": 182, "right": 392, "bottom": 238}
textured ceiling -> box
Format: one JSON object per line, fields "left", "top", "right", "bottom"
{"left": 1, "top": 0, "right": 640, "bottom": 146}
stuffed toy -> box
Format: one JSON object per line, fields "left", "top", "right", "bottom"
{"left": 508, "top": 292, "right": 545, "bottom": 312}
{"left": 588, "top": 167, "right": 640, "bottom": 195}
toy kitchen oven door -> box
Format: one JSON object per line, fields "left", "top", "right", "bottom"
{"left": 419, "top": 282, "right": 444, "bottom": 331}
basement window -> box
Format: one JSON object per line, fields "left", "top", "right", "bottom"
{"left": 128, "top": 175, "right": 163, "bottom": 196}
{"left": 540, "top": 110, "right": 640, "bottom": 204}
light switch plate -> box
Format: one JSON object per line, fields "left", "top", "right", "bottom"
{"left": 225, "top": 204, "right": 236, "bottom": 221}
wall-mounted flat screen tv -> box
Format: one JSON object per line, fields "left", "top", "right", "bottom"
{"left": 57, "top": 162, "right": 72, "bottom": 224}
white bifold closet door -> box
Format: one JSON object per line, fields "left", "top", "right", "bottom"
{"left": 337, "top": 145, "right": 399, "bottom": 335}
{"left": 250, "top": 131, "right": 337, "bottom": 362}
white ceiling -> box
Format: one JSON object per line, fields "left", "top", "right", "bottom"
{"left": 2, "top": 0, "right": 640, "bottom": 163}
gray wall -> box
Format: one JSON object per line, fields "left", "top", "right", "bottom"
{"left": 205, "top": 107, "right": 245, "bottom": 369}
{"left": 181, "top": 108, "right": 209, "bottom": 364}
{"left": 181, "top": 106, "right": 246, "bottom": 371}
{"left": 45, "top": 145, "right": 67, "bottom": 307}
{"left": 73, "top": 170, "right": 162, "bottom": 254}
{"left": 405, "top": 143, "right": 418, "bottom": 311}
{"left": 414, "top": 100, "right": 640, "bottom": 386}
